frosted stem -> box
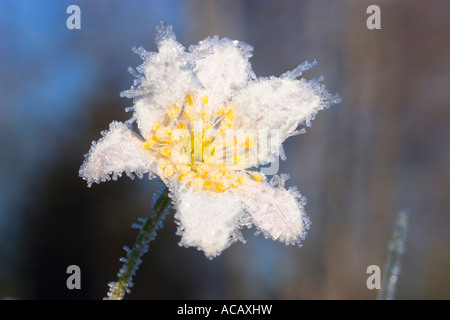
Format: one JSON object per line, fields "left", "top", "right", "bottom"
{"left": 106, "top": 187, "right": 170, "bottom": 300}
{"left": 378, "top": 210, "right": 409, "bottom": 300}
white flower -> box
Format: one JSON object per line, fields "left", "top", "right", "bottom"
{"left": 80, "top": 20, "right": 340, "bottom": 259}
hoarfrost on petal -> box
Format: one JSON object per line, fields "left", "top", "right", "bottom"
{"left": 79, "top": 121, "right": 158, "bottom": 187}
{"left": 280, "top": 59, "right": 318, "bottom": 80}
{"left": 233, "top": 77, "right": 323, "bottom": 144}
{"left": 241, "top": 179, "right": 310, "bottom": 245}
{"left": 189, "top": 37, "right": 255, "bottom": 110}
{"left": 121, "top": 26, "right": 196, "bottom": 139}
{"left": 171, "top": 183, "right": 247, "bottom": 258}
{"left": 154, "top": 19, "right": 176, "bottom": 46}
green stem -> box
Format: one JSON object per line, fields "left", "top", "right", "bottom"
{"left": 106, "top": 187, "right": 170, "bottom": 300}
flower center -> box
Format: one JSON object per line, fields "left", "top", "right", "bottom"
{"left": 142, "top": 94, "right": 265, "bottom": 192}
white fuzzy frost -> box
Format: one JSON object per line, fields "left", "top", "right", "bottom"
{"left": 171, "top": 176, "right": 310, "bottom": 258}
{"left": 189, "top": 37, "right": 255, "bottom": 110}
{"left": 240, "top": 179, "right": 310, "bottom": 245}
{"left": 121, "top": 36, "right": 195, "bottom": 139}
{"left": 79, "top": 121, "right": 157, "bottom": 187}
{"left": 172, "top": 183, "right": 246, "bottom": 259}
{"left": 232, "top": 77, "right": 322, "bottom": 144}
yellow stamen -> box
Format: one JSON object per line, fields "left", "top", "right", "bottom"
{"left": 161, "top": 147, "right": 171, "bottom": 158}
{"left": 163, "top": 165, "right": 176, "bottom": 177}
{"left": 238, "top": 176, "right": 246, "bottom": 183}
{"left": 143, "top": 94, "right": 260, "bottom": 193}
{"left": 201, "top": 111, "right": 210, "bottom": 122}
{"left": 222, "top": 118, "right": 233, "bottom": 129}
{"left": 142, "top": 140, "right": 154, "bottom": 150}
{"left": 226, "top": 111, "right": 234, "bottom": 121}
{"left": 234, "top": 156, "right": 243, "bottom": 163}
{"left": 217, "top": 106, "right": 232, "bottom": 116}
{"left": 183, "top": 108, "right": 197, "bottom": 121}
{"left": 177, "top": 165, "right": 191, "bottom": 174}
{"left": 186, "top": 94, "right": 194, "bottom": 106}
{"left": 218, "top": 166, "right": 228, "bottom": 175}
{"left": 245, "top": 136, "right": 255, "bottom": 149}
{"left": 204, "top": 180, "right": 213, "bottom": 189}
{"left": 168, "top": 106, "right": 180, "bottom": 119}
{"left": 193, "top": 178, "right": 204, "bottom": 188}
{"left": 251, "top": 172, "right": 266, "bottom": 182}
{"left": 215, "top": 182, "right": 226, "bottom": 193}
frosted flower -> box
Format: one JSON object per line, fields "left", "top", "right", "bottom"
{"left": 80, "top": 21, "right": 340, "bottom": 258}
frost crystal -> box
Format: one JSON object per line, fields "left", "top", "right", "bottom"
{"left": 79, "top": 121, "right": 158, "bottom": 187}
{"left": 80, "top": 20, "right": 340, "bottom": 258}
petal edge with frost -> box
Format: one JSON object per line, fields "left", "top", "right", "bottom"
{"left": 240, "top": 177, "right": 310, "bottom": 245}
{"left": 232, "top": 77, "right": 323, "bottom": 144}
{"left": 121, "top": 27, "right": 195, "bottom": 139}
{"left": 189, "top": 36, "right": 255, "bottom": 109}
{"left": 80, "top": 121, "right": 158, "bottom": 187}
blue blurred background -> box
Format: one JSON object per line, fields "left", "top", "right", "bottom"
{"left": 0, "top": 0, "right": 449, "bottom": 299}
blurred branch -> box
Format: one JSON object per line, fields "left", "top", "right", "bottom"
{"left": 378, "top": 210, "right": 409, "bottom": 300}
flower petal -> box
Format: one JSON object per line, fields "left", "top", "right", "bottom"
{"left": 232, "top": 70, "right": 341, "bottom": 165}
{"left": 79, "top": 121, "right": 158, "bottom": 187}
{"left": 240, "top": 177, "right": 310, "bottom": 245}
{"left": 189, "top": 36, "right": 255, "bottom": 109}
{"left": 171, "top": 182, "right": 247, "bottom": 258}
{"left": 232, "top": 77, "right": 323, "bottom": 143}
{"left": 121, "top": 22, "right": 196, "bottom": 139}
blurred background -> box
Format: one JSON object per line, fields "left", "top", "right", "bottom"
{"left": 0, "top": 0, "right": 449, "bottom": 299}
